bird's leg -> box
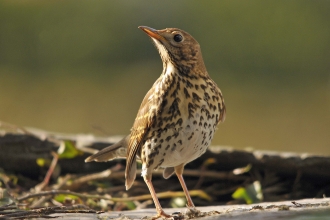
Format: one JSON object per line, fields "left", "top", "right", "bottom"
{"left": 174, "top": 164, "right": 195, "bottom": 208}
{"left": 143, "top": 175, "right": 171, "bottom": 219}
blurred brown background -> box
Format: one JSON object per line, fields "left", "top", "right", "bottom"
{"left": 0, "top": 1, "right": 329, "bottom": 154}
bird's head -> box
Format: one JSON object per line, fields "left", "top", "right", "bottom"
{"left": 139, "top": 26, "right": 207, "bottom": 77}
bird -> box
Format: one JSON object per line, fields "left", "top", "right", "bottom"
{"left": 85, "top": 26, "right": 226, "bottom": 218}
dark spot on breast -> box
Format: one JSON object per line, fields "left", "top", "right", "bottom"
{"left": 146, "top": 158, "right": 154, "bottom": 168}
{"left": 161, "top": 99, "right": 168, "bottom": 110}
{"left": 195, "top": 84, "right": 199, "bottom": 90}
{"left": 204, "top": 122, "right": 208, "bottom": 128}
{"left": 171, "top": 143, "right": 177, "bottom": 151}
{"left": 155, "top": 158, "right": 164, "bottom": 169}
{"left": 168, "top": 98, "right": 181, "bottom": 118}
{"left": 165, "top": 122, "right": 175, "bottom": 129}
{"left": 149, "top": 151, "right": 158, "bottom": 159}
{"left": 176, "top": 118, "right": 183, "bottom": 126}
{"left": 165, "top": 145, "right": 170, "bottom": 150}
{"left": 165, "top": 136, "right": 172, "bottom": 142}
{"left": 188, "top": 102, "right": 197, "bottom": 119}
{"left": 188, "top": 132, "right": 194, "bottom": 140}
{"left": 160, "top": 139, "right": 164, "bottom": 143}
{"left": 204, "top": 92, "right": 210, "bottom": 101}
{"left": 192, "top": 92, "right": 202, "bottom": 103}
{"left": 171, "top": 90, "right": 177, "bottom": 98}
{"left": 200, "top": 84, "right": 207, "bottom": 91}
{"left": 163, "top": 116, "right": 169, "bottom": 123}
{"left": 157, "top": 120, "right": 163, "bottom": 128}
{"left": 186, "top": 80, "right": 193, "bottom": 88}
{"left": 207, "top": 80, "right": 213, "bottom": 86}
{"left": 193, "top": 120, "right": 197, "bottom": 125}
{"left": 176, "top": 80, "right": 180, "bottom": 88}
{"left": 205, "top": 109, "right": 210, "bottom": 118}
{"left": 184, "top": 87, "right": 190, "bottom": 98}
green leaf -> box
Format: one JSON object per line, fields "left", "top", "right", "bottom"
{"left": 58, "top": 141, "right": 83, "bottom": 159}
{"left": 54, "top": 194, "right": 79, "bottom": 203}
{"left": 125, "top": 201, "right": 136, "bottom": 210}
{"left": 232, "top": 181, "right": 263, "bottom": 204}
{"left": 36, "top": 158, "right": 51, "bottom": 167}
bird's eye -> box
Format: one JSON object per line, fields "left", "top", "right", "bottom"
{"left": 173, "top": 34, "right": 183, "bottom": 42}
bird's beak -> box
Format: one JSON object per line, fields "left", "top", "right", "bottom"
{"left": 139, "top": 26, "right": 165, "bottom": 41}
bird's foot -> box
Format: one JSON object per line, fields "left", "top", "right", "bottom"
{"left": 152, "top": 209, "right": 172, "bottom": 219}
{"left": 185, "top": 206, "right": 202, "bottom": 218}
{"left": 171, "top": 211, "right": 185, "bottom": 220}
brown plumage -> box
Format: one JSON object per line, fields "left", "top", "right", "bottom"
{"left": 85, "top": 26, "right": 225, "bottom": 218}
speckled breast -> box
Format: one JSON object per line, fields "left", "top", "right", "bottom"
{"left": 140, "top": 72, "right": 223, "bottom": 172}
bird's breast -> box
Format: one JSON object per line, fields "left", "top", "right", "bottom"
{"left": 141, "top": 74, "right": 222, "bottom": 169}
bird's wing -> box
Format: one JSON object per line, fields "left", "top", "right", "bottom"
{"left": 125, "top": 85, "right": 158, "bottom": 189}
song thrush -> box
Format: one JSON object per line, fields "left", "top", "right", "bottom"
{"left": 85, "top": 26, "right": 226, "bottom": 218}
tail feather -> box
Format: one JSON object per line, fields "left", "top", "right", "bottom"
{"left": 85, "top": 135, "right": 129, "bottom": 162}
{"left": 125, "top": 156, "right": 137, "bottom": 190}
{"left": 163, "top": 167, "right": 175, "bottom": 179}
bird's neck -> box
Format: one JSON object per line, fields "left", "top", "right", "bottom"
{"left": 161, "top": 60, "right": 208, "bottom": 80}
{"left": 162, "top": 62, "right": 176, "bottom": 78}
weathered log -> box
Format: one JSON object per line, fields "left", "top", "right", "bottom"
{"left": 0, "top": 122, "right": 329, "bottom": 181}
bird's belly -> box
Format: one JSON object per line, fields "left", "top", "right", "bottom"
{"left": 161, "top": 129, "right": 214, "bottom": 167}
{"left": 142, "top": 117, "right": 217, "bottom": 171}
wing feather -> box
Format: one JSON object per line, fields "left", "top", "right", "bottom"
{"left": 125, "top": 85, "right": 158, "bottom": 189}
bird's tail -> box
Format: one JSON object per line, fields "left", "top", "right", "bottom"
{"left": 85, "top": 135, "right": 129, "bottom": 162}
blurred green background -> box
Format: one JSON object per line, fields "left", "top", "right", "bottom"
{"left": 0, "top": 1, "right": 329, "bottom": 154}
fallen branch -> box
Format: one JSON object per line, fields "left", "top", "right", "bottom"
{"left": 0, "top": 204, "right": 100, "bottom": 219}
{"left": 18, "top": 189, "right": 212, "bottom": 203}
